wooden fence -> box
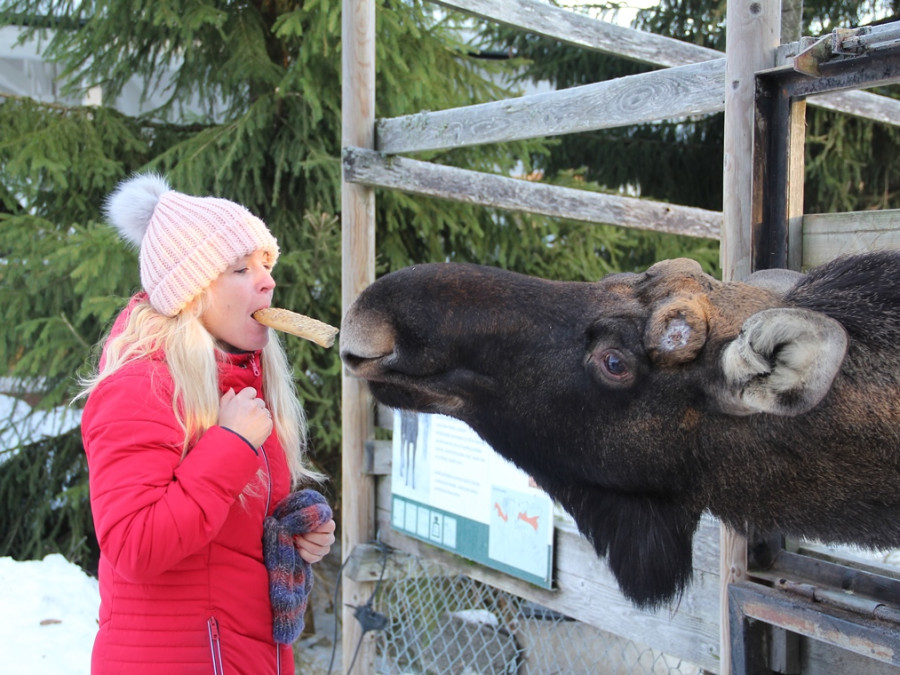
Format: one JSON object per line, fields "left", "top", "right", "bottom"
{"left": 340, "top": 0, "right": 900, "bottom": 672}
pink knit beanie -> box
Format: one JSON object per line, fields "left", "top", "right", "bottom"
{"left": 104, "top": 173, "right": 279, "bottom": 316}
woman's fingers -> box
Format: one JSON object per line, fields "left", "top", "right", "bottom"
{"left": 294, "top": 519, "right": 336, "bottom": 563}
{"left": 217, "top": 387, "right": 273, "bottom": 448}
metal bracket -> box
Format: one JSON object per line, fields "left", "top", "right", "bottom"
{"left": 793, "top": 34, "right": 833, "bottom": 77}
{"left": 793, "top": 23, "right": 900, "bottom": 76}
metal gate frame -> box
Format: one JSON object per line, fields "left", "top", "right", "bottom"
{"left": 731, "top": 23, "right": 900, "bottom": 673}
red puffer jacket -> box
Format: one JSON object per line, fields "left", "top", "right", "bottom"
{"left": 82, "top": 296, "right": 295, "bottom": 674}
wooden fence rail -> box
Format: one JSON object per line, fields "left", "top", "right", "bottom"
{"left": 433, "top": 0, "right": 900, "bottom": 124}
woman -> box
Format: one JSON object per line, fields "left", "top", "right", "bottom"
{"left": 79, "top": 174, "right": 335, "bottom": 674}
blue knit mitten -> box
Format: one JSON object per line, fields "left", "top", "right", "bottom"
{"left": 263, "top": 489, "right": 333, "bottom": 644}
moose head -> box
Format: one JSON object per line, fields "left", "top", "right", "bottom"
{"left": 340, "top": 251, "right": 900, "bottom": 608}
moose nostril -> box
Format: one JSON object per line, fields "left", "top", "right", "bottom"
{"left": 340, "top": 307, "right": 397, "bottom": 358}
{"left": 339, "top": 351, "right": 367, "bottom": 370}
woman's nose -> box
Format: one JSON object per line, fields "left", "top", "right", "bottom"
{"left": 258, "top": 268, "right": 276, "bottom": 291}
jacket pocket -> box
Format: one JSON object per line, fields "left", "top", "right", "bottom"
{"left": 208, "top": 616, "right": 224, "bottom": 674}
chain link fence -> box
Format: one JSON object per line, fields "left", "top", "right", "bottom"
{"left": 369, "top": 552, "right": 706, "bottom": 675}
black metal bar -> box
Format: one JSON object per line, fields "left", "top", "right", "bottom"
{"left": 768, "top": 550, "right": 900, "bottom": 606}
{"left": 752, "top": 74, "right": 792, "bottom": 271}
{"left": 738, "top": 37, "right": 900, "bottom": 673}
{"left": 728, "top": 585, "right": 774, "bottom": 675}
{"left": 753, "top": 39, "right": 900, "bottom": 273}
{"left": 782, "top": 48, "right": 900, "bottom": 98}
{"left": 729, "top": 582, "right": 900, "bottom": 666}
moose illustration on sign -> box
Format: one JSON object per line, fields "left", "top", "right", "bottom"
{"left": 340, "top": 250, "right": 900, "bottom": 608}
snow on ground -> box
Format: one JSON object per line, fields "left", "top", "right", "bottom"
{"left": 1, "top": 386, "right": 94, "bottom": 672}
{"left": 0, "top": 555, "right": 99, "bottom": 674}
{"left": 0, "top": 392, "right": 82, "bottom": 462}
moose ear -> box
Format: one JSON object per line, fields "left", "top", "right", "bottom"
{"left": 720, "top": 308, "right": 848, "bottom": 416}
{"left": 645, "top": 296, "right": 710, "bottom": 367}
{"left": 745, "top": 267, "right": 804, "bottom": 295}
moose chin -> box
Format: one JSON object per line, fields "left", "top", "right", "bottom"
{"left": 340, "top": 251, "right": 900, "bottom": 609}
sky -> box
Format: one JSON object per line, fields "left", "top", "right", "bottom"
{"left": 559, "top": 0, "right": 655, "bottom": 27}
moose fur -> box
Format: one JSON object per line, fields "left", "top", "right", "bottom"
{"left": 339, "top": 250, "right": 900, "bottom": 608}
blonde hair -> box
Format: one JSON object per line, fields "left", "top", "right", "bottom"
{"left": 78, "top": 294, "right": 320, "bottom": 489}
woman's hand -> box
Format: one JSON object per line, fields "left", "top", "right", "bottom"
{"left": 294, "top": 518, "right": 336, "bottom": 564}
{"left": 218, "top": 387, "right": 273, "bottom": 449}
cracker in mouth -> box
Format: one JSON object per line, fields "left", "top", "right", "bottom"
{"left": 252, "top": 308, "right": 339, "bottom": 348}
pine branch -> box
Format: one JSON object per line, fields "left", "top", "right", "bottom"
{"left": 57, "top": 313, "right": 89, "bottom": 350}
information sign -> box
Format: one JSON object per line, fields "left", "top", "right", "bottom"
{"left": 390, "top": 411, "right": 554, "bottom": 588}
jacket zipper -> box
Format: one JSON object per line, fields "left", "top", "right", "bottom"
{"left": 213, "top": 352, "right": 278, "bottom": 673}
{"left": 260, "top": 443, "right": 272, "bottom": 515}
{"left": 251, "top": 353, "right": 277, "bottom": 673}
{"left": 252, "top": 351, "right": 268, "bottom": 513}
{"left": 259, "top": 443, "right": 278, "bottom": 672}
{"left": 208, "top": 616, "right": 224, "bottom": 674}
{"left": 208, "top": 446, "right": 277, "bottom": 675}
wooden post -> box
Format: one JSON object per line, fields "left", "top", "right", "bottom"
{"left": 722, "top": 0, "right": 782, "bottom": 282}
{"left": 721, "top": 0, "right": 781, "bottom": 672}
{"left": 785, "top": 97, "right": 807, "bottom": 272}
{"left": 341, "top": 0, "right": 377, "bottom": 671}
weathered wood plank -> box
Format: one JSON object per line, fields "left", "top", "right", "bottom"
{"left": 432, "top": 0, "right": 720, "bottom": 67}
{"left": 377, "top": 59, "right": 726, "bottom": 154}
{"left": 364, "top": 439, "right": 392, "bottom": 476}
{"left": 374, "top": 475, "right": 721, "bottom": 672}
{"left": 376, "top": 402, "right": 394, "bottom": 430}
{"left": 786, "top": 97, "right": 807, "bottom": 272}
{"left": 802, "top": 210, "right": 900, "bottom": 268}
{"left": 344, "top": 542, "right": 431, "bottom": 583}
{"left": 430, "top": 0, "right": 900, "bottom": 128}
{"left": 343, "top": 147, "right": 721, "bottom": 239}
{"left": 810, "top": 88, "right": 900, "bottom": 127}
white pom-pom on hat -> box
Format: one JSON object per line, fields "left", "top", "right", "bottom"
{"left": 104, "top": 173, "right": 171, "bottom": 247}
{"left": 104, "top": 173, "right": 279, "bottom": 316}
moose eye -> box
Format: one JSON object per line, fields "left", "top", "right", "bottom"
{"left": 586, "top": 346, "right": 636, "bottom": 388}
{"left": 604, "top": 352, "right": 628, "bottom": 377}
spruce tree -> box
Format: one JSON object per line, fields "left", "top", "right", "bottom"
{"left": 1, "top": 0, "right": 653, "bottom": 568}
